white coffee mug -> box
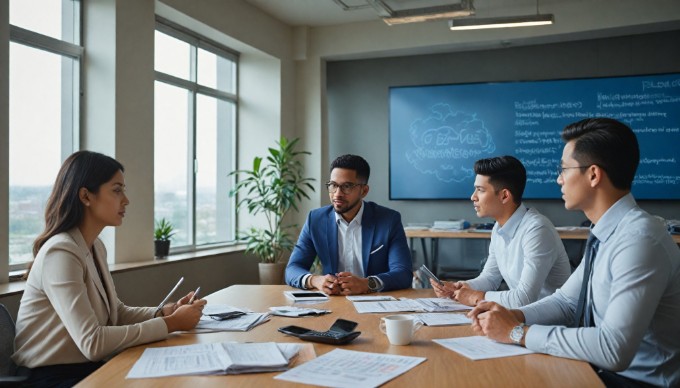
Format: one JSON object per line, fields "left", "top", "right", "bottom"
{"left": 379, "top": 314, "right": 423, "bottom": 345}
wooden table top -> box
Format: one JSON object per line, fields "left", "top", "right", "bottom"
{"left": 77, "top": 285, "right": 602, "bottom": 388}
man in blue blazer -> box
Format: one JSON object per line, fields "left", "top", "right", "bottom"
{"left": 286, "top": 155, "right": 412, "bottom": 295}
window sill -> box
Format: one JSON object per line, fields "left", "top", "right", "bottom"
{"left": 0, "top": 244, "right": 246, "bottom": 297}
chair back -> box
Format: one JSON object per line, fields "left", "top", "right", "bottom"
{"left": 0, "top": 304, "right": 18, "bottom": 376}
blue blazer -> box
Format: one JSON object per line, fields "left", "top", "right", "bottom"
{"left": 285, "top": 201, "right": 413, "bottom": 291}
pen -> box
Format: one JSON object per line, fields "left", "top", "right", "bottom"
{"left": 189, "top": 286, "right": 201, "bottom": 304}
{"left": 370, "top": 245, "right": 384, "bottom": 255}
{"left": 154, "top": 277, "right": 184, "bottom": 317}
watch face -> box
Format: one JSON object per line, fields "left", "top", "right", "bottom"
{"left": 510, "top": 325, "right": 524, "bottom": 343}
{"left": 368, "top": 277, "right": 378, "bottom": 290}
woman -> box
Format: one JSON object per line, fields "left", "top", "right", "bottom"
{"left": 12, "top": 151, "right": 206, "bottom": 387}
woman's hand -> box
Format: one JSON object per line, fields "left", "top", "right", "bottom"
{"left": 163, "top": 299, "right": 207, "bottom": 332}
{"left": 159, "top": 291, "right": 197, "bottom": 317}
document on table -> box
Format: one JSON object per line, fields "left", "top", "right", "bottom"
{"left": 352, "top": 298, "right": 469, "bottom": 313}
{"left": 269, "top": 306, "right": 330, "bottom": 317}
{"left": 274, "top": 348, "right": 426, "bottom": 388}
{"left": 433, "top": 336, "right": 535, "bottom": 360}
{"left": 415, "top": 312, "right": 472, "bottom": 326}
{"left": 194, "top": 312, "right": 270, "bottom": 332}
{"left": 127, "top": 342, "right": 301, "bottom": 378}
{"left": 346, "top": 295, "right": 397, "bottom": 302}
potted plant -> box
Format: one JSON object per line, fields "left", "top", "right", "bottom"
{"left": 154, "top": 218, "right": 175, "bottom": 259}
{"left": 229, "top": 136, "right": 315, "bottom": 284}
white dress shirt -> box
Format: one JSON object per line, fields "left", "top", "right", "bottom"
{"left": 465, "top": 205, "right": 571, "bottom": 308}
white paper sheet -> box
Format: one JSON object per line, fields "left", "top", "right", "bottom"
{"left": 275, "top": 349, "right": 426, "bottom": 388}
{"left": 415, "top": 312, "right": 472, "bottom": 326}
{"left": 194, "top": 312, "right": 270, "bottom": 332}
{"left": 352, "top": 298, "right": 469, "bottom": 313}
{"left": 433, "top": 336, "right": 535, "bottom": 360}
{"left": 346, "top": 295, "right": 397, "bottom": 302}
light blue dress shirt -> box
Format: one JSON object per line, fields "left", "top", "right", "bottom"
{"left": 466, "top": 205, "right": 571, "bottom": 308}
{"left": 520, "top": 194, "right": 680, "bottom": 386}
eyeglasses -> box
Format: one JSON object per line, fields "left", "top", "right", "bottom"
{"left": 557, "top": 165, "right": 589, "bottom": 176}
{"left": 325, "top": 182, "right": 365, "bottom": 194}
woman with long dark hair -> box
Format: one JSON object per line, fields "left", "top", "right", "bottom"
{"left": 12, "top": 151, "right": 206, "bottom": 387}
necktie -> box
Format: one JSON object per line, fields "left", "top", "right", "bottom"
{"left": 574, "top": 233, "right": 600, "bottom": 327}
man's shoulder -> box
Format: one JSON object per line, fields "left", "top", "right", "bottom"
{"left": 521, "top": 208, "right": 558, "bottom": 231}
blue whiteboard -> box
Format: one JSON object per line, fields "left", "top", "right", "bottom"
{"left": 389, "top": 73, "right": 680, "bottom": 200}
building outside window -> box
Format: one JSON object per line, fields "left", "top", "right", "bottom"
{"left": 154, "top": 20, "right": 237, "bottom": 251}
{"left": 8, "top": 0, "right": 82, "bottom": 271}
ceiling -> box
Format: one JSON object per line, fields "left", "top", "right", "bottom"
{"left": 244, "top": 0, "right": 562, "bottom": 27}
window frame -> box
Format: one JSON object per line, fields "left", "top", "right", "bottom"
{"left": 154, "top": 18, "right": 239, "bottom": 253}
{"left": 7, "top": 2, "right": 83, "bottom": 272}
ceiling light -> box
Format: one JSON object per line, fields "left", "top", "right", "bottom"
{"left": 449, "top": 13, "right": 553, "bottom": 30}
{"left": 367, "top": 0, "right": 475, "bottom": 26}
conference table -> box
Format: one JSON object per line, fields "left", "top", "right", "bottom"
{"left": 78, "top": 285, "right": 603, "bottom": 387}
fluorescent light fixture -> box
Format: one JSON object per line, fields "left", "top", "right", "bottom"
{"left": 367, "top": 0, "right": 475, "bottom": 26}
{"left": 449, "top": 13, "right": 553, "bottom": 30}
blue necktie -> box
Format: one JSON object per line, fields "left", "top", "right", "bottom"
{"left": 574, "top": 233, "right": 600, "bottom": 327}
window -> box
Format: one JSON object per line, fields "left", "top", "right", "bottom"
{"left": 8, "top": 0, "right": 82, "bottom": 270}
{"left": 154, "top": 21, "right": 237, "bottom": 250}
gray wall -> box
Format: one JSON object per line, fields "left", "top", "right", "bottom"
{"left": 326, "top": 30, "right": 680, "bottom": 275}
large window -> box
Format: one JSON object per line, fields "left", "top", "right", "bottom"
{"left": 154, "top": 21, "right": 237, "bottom": 250}
{"left": 8, "top": 0, "right": 82, "bottom": 270}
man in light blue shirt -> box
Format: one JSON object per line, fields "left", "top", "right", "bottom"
{"left": 432, "top": 156, "right": 571, "bottom": 308}
{"left": 469, "top": 118, "right": 680, "bottom": 387}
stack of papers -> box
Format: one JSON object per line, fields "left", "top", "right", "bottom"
{"left": 275, "top": 348, "right": 425, "bottom": 388}
{"left": 269, "top": 306, "right": 330, "bottom": 317}
{"left": 431, "top": 220, "right": 469, "bottom": 231}
{"left": 346, "top": 295, "right": 396, "bottom": 302}
{"left": 195, "top": 313, "right": 270, "bottom": 332}
{"left": 433, "top": 336, "right": 535, "bottom": 360}
{"left": 352, "top": 297, "right": 469, "bottom": 314}
{"left": 127, "top": 342, "right": 300, "bottom": 378}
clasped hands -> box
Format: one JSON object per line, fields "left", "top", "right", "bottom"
{"left": 310, "top": 272, "right": 369, "bottom": 295}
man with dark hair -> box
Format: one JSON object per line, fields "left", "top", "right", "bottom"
{"left": 469, "top": 118, "right": 680, "bottom": 387}
{"left": 432, "top": 155, "right": 571, "bottom": 308}
{"left": 285, "top": 154, "right": 412, "bottom": 294}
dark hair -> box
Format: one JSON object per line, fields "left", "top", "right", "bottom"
{"left": 561, "top": 118, "right": 639, "bottom": 190}
{"left": 330, "top": 154, "right": 371, "bottom": 183}
{"left": 32, "top": 151, "right": 124, "bottom": 256}
{"left": 474, "top": 155, "right": 526, "bottom": 205}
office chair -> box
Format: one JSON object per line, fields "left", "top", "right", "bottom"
{"left": 0, "top": 303, "right": 28, "bottom": 385}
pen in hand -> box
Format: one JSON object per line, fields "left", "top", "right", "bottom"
{"left": 188, "top": 286, "right": 201, "bottom": 304}
{"left": 155, "top": 277, "right": 184, "bottom": 317}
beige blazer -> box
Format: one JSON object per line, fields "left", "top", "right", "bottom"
{"left": 12, "top": 228, "right": 168, "bottom": 368}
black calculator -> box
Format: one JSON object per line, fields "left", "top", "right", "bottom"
{"left": 278, "top": 318, "right": 361, "bottom": 345}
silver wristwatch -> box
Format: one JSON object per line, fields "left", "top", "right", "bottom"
{"left": 510, "top": 323, "right": 526, "bottom": 344}
{"left": 367, "top": 276, "right": 380, "bottom": 292}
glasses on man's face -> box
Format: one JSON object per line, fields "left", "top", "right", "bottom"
{"left": 557, "top": 165, "right": 588, "bottom": 176}
{"left": 325, "top": 182, "right": 364, "bottom": 195}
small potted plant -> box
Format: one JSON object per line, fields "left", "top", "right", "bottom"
{"left": 154, "top": 218, "right": 175, "bottom": 259}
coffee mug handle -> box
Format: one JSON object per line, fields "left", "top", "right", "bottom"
{"left": 413, "top": 320, "right": 423, "bottom": 333}
{"left": 379, "top": 318, "right": 387, "bottom": 334}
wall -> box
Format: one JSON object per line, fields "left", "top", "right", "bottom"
{"left": 326, "top": 30, "right": 680, "bottom": 273}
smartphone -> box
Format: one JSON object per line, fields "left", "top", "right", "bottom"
{"left": 420, "top": 264, "right": 443, "bottom": 285}
{"left": 291, "top": 292, "right": 327, "bottom": 298}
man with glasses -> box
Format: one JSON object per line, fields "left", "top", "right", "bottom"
{"left": 468, "top": 118, "right": 680, "bottom": 387}
{"left": 431, "top": 156, "right": 571, "bottom": 308}
{"left": 285, "top": 154, "right": 412, "bottom": 295}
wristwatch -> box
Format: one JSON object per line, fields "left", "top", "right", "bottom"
{"left": 367, "top": 276, "right": 380, "bottom": 292}
{"left": 510, "top": 323, "right": 526, "bottom": 344}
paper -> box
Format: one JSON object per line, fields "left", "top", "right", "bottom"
{"left": 352, "top": 298, "right": 469, "bottom": 313}
{"left": 415, "top": 313, "right": 472, "bottom": 326}
{"left": 194, "top": 312, "right": 270, "bottom": 332}
{"left": 269, "top": 306, "right": 330, "bottom": 317}
{"left": 127, "top": 342, "right": 300, "bottom": 378}
{"left": 275, "top": 348, "right": 426, "bottom": 388}
{"left": 346, "top": 295, "right": 397, "bottom": 302}
{"left": 433, "top": 336, "right": 535, "bottom": 360}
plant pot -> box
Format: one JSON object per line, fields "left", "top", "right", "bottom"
{"left": 154, "top": 240, "right": 170, "bottom": 259}
{"left": 258, "top": 262, "right": 286, "bottom": 285}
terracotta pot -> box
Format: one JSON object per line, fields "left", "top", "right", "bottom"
{"left": 258, "top": 262, "right": 286, "bottom": 285}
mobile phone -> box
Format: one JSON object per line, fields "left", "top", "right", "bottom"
{"left": 291, "top": 292, "right": 327, "bottom": 298}
{"left": 329, "top": 318, "right": 358, "bottom": 334}
{"left": 420, "top": 264, "right": 443, "bottom": 285}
